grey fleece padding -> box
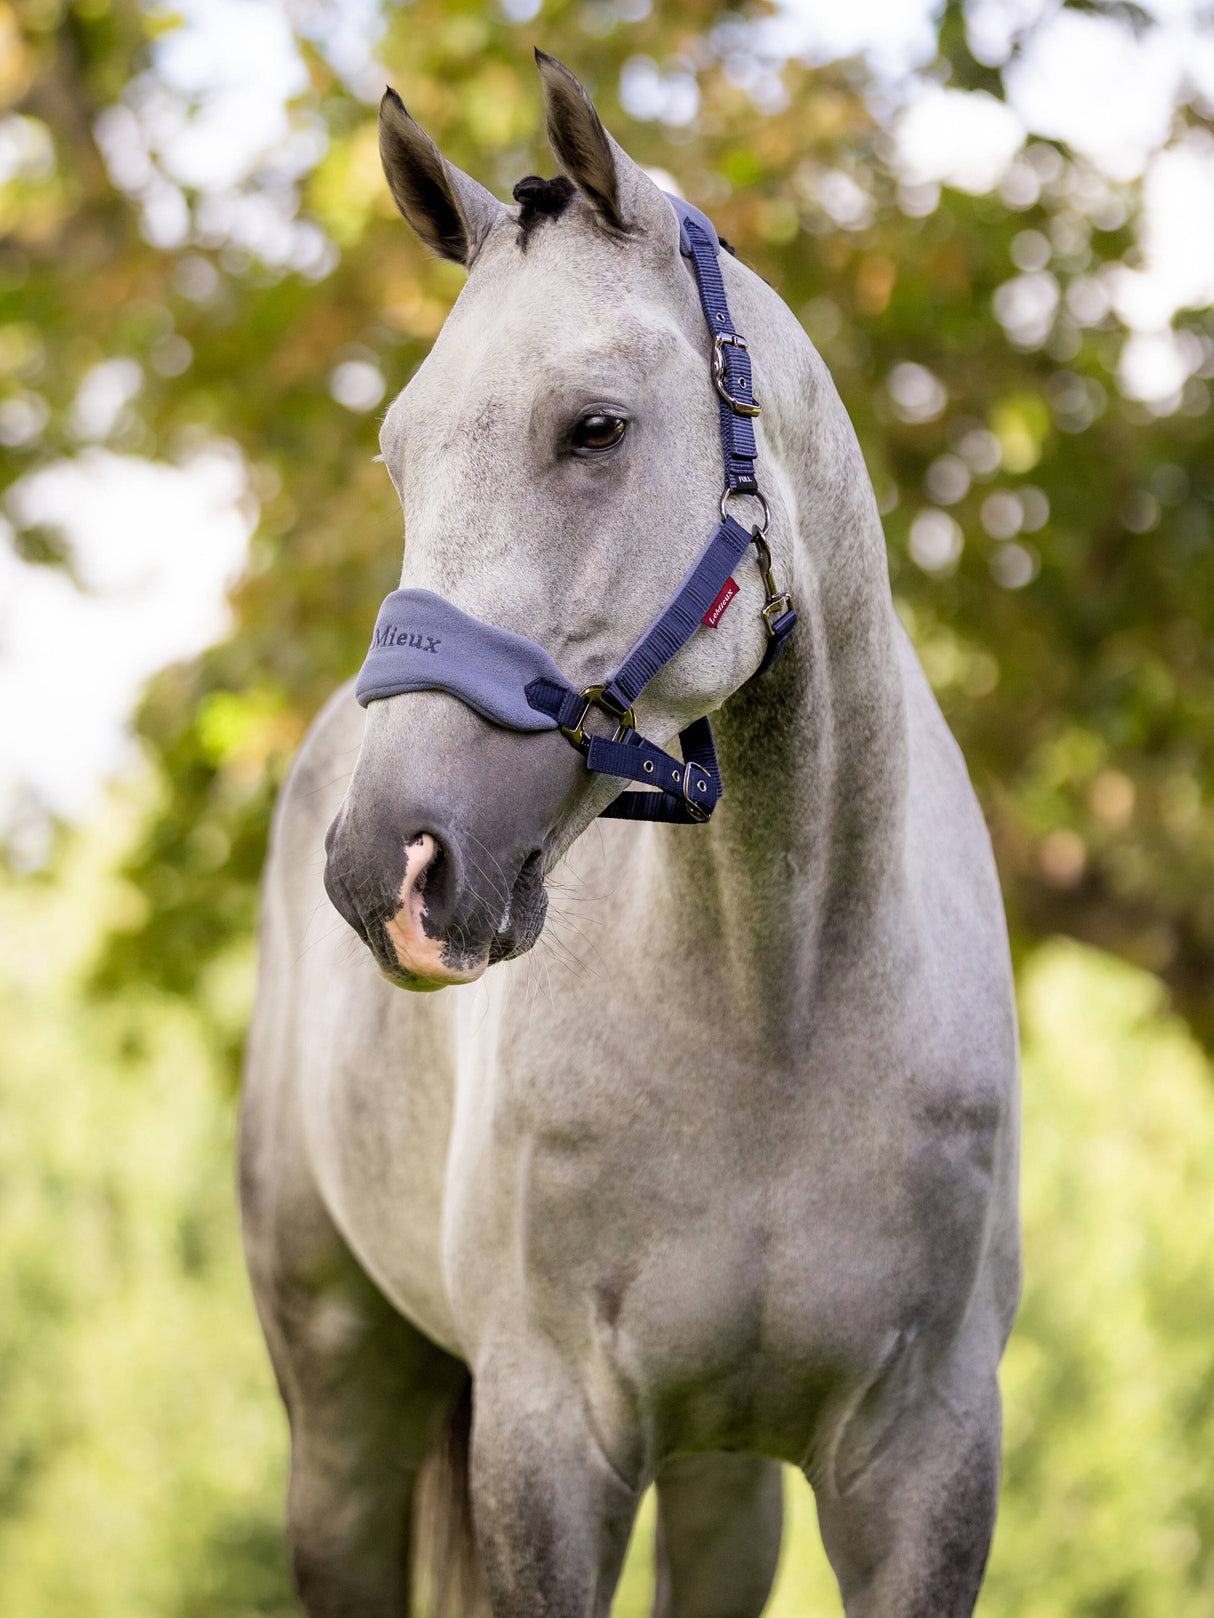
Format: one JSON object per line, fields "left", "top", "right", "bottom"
{"left": 354, "top": 588, "right": 566, "bottom": 730}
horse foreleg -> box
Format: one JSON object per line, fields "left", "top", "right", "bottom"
{"left": 469, "top": 1355, "right": 641, "bottom": 1618}
{"left": 652, "top": 1452, "right": 784, "bottom": 1618}
{"left": 245, "top": 1167, "right": 466, "bottom": 1617}
{"left": 809, "top": 1336, "right": 1001, "bottom": 1618}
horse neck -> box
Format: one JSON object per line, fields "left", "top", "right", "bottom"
{"left": 661, "top": 332, "right": 911, "bottom": 1015}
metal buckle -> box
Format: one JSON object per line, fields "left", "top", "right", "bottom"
{"left": 682, "top": 761, "right": 713, "bottom": 822}
{"left": 761, "top": 595, "right": 795, "bottom": 636}
{"left": 753, "top": 533, "right": 795, "bottom": 640}
{"left": 719, "top": 487, "right": 771, "bottom": 536}
{"left": 559, "top": 685, "right": 636, "bottom": 753}
{"left": 712, "top": 332, "right": 762, "bottom": 417}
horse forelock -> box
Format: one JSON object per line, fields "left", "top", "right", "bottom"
{"left": 511, "top": 174, "right": 576, "bottom": 248}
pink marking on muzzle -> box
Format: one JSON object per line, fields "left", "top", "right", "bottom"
{"left": 385, "top": 834, "right": 486, "bottom": 990}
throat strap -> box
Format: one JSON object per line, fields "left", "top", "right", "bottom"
{"left": 593, "top": 717, "right": 721, "bottom": 823}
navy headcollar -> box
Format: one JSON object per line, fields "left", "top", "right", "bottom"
{"left": 355, "top": 195, "right": 796, "bottom": 825}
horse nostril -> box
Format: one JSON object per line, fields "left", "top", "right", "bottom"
{"left": 399, "top": 830, "right": 461, "bottom": 938}
{"left": 404, "top": 832, "right": 449, "bottom": 927}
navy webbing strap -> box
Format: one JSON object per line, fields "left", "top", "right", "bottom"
{"left": 759, "top": 604, "right": 798, "bottom": 674}
{"left": 595, "top": 717, "right": 721, "bottom": 822}
{"left": 523, "top": 675, "right": 722, "bottom": 824}
{"left": 676, "top": 213, "right": 760, "bottom": 495}
{"left": 601, "top": 515, "right": 752, "bottom": 713}
{"left": 522, "top": 677, "right": 589, "bottom": 733}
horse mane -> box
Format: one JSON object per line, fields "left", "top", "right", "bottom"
{"left": 512, "top": 174, "right": 575, "bottom": 247}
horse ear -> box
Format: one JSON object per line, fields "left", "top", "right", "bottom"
{"left": 534, "top": 51, "right": 623, "bottom": 229}
{"left": 378, "top": 88, "right": 503, "bottom": 265}
{"left": 535, "top": 51, "right": 667, "bottom": 236}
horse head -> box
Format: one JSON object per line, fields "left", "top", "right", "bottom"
{"left": 324, "top": 54, "right": 782, "bottom": 990}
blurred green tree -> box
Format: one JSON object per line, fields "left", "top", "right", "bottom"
{"left": 0, "top": 800, "right": 294, "bottom": 1617}
{"left": 1, "top": 0, "right": 1212, "bottom": 1041}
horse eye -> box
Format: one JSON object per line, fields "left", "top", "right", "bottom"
{"left": 572, "top": 413, "right": 626, "bottom": 452}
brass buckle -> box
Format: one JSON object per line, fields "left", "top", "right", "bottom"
{"left": 761, "top": 595, "right": 795, "bottom": 636}
{"left": 712, "top": 332, "right": 762, "bottom": 418}
{"left": 559, "top": 685, "right": 636, "bottom": 753}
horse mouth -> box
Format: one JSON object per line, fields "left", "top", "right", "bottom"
{"left": 488, "top": 850, "right": 549, "bottom": 964}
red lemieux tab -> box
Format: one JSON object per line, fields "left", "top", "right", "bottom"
{"left": 702, "top": 576, "right": 739, "bottom": 628}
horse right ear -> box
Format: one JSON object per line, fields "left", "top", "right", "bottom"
{"left": 378, "top": 88, "right": 504, "bottom": 266}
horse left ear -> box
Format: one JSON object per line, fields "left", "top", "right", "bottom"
{"left": 535, "top": 50, "right": 668, "bottom": 237}
{"left": 378, "top": 88, "right": 504, "bottom": 265}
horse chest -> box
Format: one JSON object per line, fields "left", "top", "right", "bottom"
{"left": 503, "top": 1139, "right": 945, "bottom": 1460}
{"left": 442, "top": 1009, "right": 996, "bottom": 1456}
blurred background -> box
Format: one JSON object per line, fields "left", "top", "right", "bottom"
{"left": 2, "top": 0, "right": 1213, "bottom": 1612}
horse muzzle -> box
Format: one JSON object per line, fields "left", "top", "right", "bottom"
{"left": 323, "top": 696, "right": 568, "bottom": 990}
{"left": 324, "top": 809, "right": 551, "bottom": 989}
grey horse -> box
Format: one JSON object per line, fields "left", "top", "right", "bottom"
{"left": 241, "top": 52, "right": 1020, "bottom": 1618}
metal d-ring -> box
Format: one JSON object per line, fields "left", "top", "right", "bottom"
{"left": 559, "top": 685, "right": 637, "bottom": 753}
{"left": 719, "top": 487, "right": 771, "bottom": 537}
{"left": 711, "top": 332, "right": 762, "bottom": 417}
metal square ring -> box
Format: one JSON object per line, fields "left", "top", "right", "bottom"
{"left": 559, "top": 685, "right": 637, "bottom": 752}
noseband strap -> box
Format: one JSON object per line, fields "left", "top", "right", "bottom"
{"left": 354, "top": 195, "right": 796, "bottom": 826}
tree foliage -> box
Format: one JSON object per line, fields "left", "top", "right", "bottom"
{"left": 2, "top": 0, "right": 1213, "bottom": 1037}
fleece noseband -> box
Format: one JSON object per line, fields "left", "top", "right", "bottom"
{"left": 355, "top": 197, "right": 796, "bottom": 825}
